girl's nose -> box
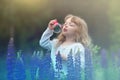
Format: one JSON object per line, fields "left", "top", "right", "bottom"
{"left": 64, "top": 25, "right": 68, "bottom": 28}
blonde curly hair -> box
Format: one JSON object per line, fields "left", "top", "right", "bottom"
{"left": 56, "top": 14, "right": 91, "bottom": 47}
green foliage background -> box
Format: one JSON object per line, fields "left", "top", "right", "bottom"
{"left": 0, "top": 0, "right": 120, "bottom": 80}
{"left": 0, "top": 0, "right": 120, "bottom": 54}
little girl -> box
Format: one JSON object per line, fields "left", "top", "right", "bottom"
{"left": 39, "top": 14, "right": 91, "bottom": 76}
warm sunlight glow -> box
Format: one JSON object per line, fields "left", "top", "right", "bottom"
{"left": 11, "top": 0, "right": 47, "bottom": 10}
{"left": 13, "top": 0, "right": 40, "bottom": 6}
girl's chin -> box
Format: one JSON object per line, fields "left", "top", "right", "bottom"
{"left": 62, "top": 31, "right": 67, "bottom": 34}
{"left": 62, "top": 32, "right": 69, "bottom": 36}
{"left": 62, "top": 30, "right": 68, "bottom": 33}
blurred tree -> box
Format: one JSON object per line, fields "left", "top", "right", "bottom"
{"left": 108, "top": 0, "right": 120, "bottom": 50}
{"left": 0, "top": 0, "right": 119, "bottom": 55}
{"left": 0, "top": 0, "right": 52, "bottom": 53}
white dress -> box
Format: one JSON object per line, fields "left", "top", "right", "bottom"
{"left": 39, "top": 27, "right": 85, "bottom": 75}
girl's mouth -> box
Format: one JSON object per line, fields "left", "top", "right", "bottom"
{"left": 63, "top": 28, "right": 67, "bottom": 32}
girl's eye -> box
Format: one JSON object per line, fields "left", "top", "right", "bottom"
{"left": 63, "top": 23, "right": 75, "bottom": 26}
{"left": 69, "top": 23, "right": 76, "bottom": 27}
{"left": 63, "top": 23, "right": 67, "bottom": 26}
{"left": 69, "top": 24, "right": 74, "bottom": 26}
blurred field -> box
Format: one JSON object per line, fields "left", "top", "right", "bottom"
{"left": 0, "top": 0, "right": 120, "bottom": 80}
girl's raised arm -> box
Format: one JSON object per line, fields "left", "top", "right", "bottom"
{"left": 39, "top": 27, "right": 54, "bottom": 50}
{"left": 39, "top": 19, "right": 57, "bottom": 50}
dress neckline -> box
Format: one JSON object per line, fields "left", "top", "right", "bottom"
{"left": 60, "top": 43, "right": 77, "bottom": 48}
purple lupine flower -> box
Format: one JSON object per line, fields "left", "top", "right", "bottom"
{"left": 117, "top": 50, "right": 120, "bottom": 80}
{"left": 14, "top": 51, "right": 26, "bottom": 80}
{"left": 85, "top": 47, "right": 94, "bottom": 80}
{"left": 30, "top": 51, "right": 41, "bottom": 80}
{"left": 111, "top": 51, "right": 116, "bottom": 67}
{"left": 67, "top": 49, "right": 75, "bottom": 80}
{"left": 6, "top": 37, "right": 16, "bottom": 80}
{"left": 39, "top": 50, "right": 54, "bottom": 80}
{"left": 116, "top": 50, "right": 120, "bottom": 68}
{"left": 100, "top": 49, "right": 109, "bottom": 80}
{"left": 55, "top": 51, "right": 62, "bottom": 80}
{"left": 100, "top": 49, "right": 108, "bottom": 69}
{"left": 74, "top": 49, "right": 81, "bottom": 80}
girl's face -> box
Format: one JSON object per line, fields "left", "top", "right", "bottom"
{"left": 62, "top": 18, "right": 78, "bottom": 36}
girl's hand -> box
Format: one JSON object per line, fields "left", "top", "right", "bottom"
{"left": 48, "top": 19, "right": 57, "bottom": 30}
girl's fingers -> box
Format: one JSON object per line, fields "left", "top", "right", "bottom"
{"left": 48, "top": 19, "right": 57, "bottom": 30}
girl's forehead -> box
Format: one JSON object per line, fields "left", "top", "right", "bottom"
{"left": 65, "top": 18, "right": 74, "bottom": 23}
{"left": 65, "top": 18, "right": 72, "bottom": 22}
{"left": 65, "top": 18, "right": 76, "bottom": 25}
